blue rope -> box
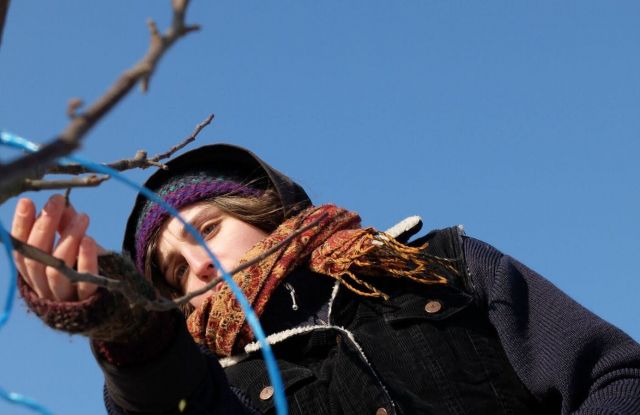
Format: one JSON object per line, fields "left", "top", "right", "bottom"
{"left": 0, "top": 130, "right": 288, "bottom": 415}
{"left": 0, "top": 131, "right": 37, "bottom": 328}
{"left": 0, "top": 160, "right": 54, "bottom": 414}
{"left": 0, "top": 386, "right": 54, "bottom": 415}
{"left": 0, "top": 131, "right": 39, "bottom": 152}
{"left": 0, "top": 132, "right": 64, "bottom": 415}
{"left": 0, "top": 220, "right": 17, "bottom": 329}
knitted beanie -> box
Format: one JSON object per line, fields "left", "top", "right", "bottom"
{"left": 123, "top": 144, "right": 313, "bottom": 280}
{"left": 132, "top": 169, "right": 263, "bottom": 275}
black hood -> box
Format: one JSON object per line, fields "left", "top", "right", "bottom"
{"left": 122, "top": 143, "right": 311, "bottom": 258}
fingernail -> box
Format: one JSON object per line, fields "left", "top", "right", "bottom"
{"left": 45, "top": 195, "right": 64, "bottom": 211}
{"left": 81, "top": 236, "right": 95, "bottom": 250}
{"left": 17, "top": 198, "right": 30, "bottom": 215}
{"left": 70, "top": 214, "right": 82, "bottom": 227}
{"left": 76, "top": 213, "right": 88, "bottom": 227}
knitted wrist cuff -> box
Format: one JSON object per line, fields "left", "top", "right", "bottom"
{"left": 18, "top": 251, "right": 180, "bottom": 366}
{"left": 20, "top": 275, "right": 179, "bottom": 367}
{"left": 18, "top": 276, "right": 116, "bottom": 334}
{"left": 18, "top": 252, "right": 154, "bottom": 339}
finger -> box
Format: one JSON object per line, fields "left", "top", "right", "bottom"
{"left": 57, "top": 203, "right": 78, "bottom": 234}
{"left": 53, "top": 212, "right": 89, "bottom": 267}
{"left": 10, "top": 198, "right": 36, "bottom": 286}
{"left": 47, "top": 213, "right": 89, "bottom": 301}
{"left": 77, "top": 236, "right": 98, "bottom": 300}
{"left": 95, "top": 242, "right": 108, "bottom": 256}
{"left": 28, "top": 194, "right": 66, "bottom": 251}
{"left": 24, "top": 195, "right": 66, "bottom": 298}
{"left": 11, "top": 198, "right": 35, "bottom": 240}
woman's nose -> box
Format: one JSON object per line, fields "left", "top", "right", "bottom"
{"left": 186, "top": 249, "right": 215, "bottom": 281}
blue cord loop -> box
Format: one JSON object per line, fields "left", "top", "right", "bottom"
{"left": 0, "top": 386, "right": 54, "bottom": 415}
{"left": 0, "top": 130, "right": 288, "bottom": 415}
{"left": 0, "top": 219, "right": 17, "bottom": 329}
{"left": 0, "top": 132, "right": 68, "bottom": 415}
{"left": 0, "top": 131, "right": 39, "bottom": 152}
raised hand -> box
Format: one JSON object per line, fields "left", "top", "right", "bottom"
{"left": 11, "top": 194, "right": 99, "bottom": 301}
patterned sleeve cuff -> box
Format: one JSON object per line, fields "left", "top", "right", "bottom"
{"left": 19, "top": 274, "right": 179, "bottom": 367}
{"left": 18, "top": 275, "right": 116, "bottom": 334}
{"left": 18, "top": 251, "right": 181, "bottom": 367}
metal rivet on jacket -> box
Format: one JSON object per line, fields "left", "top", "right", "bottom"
{"left": 259, "top": 386, "right": 274, "bottom": 400}
{"left": 424, "top": 300, "right": 443, "bottom": 314}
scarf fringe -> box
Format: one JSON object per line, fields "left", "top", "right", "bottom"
{"left": 317, "top": 232, "right": 457, "bottom": 301}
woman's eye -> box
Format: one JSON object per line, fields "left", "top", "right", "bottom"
{"left": 174, "top": 264, "right": 189, "bottom": 284}
{"left": 201, "top": 222, "right": 218, "bottom": 237}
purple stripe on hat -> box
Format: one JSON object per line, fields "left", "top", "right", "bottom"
{"left": 134, "top": 180, "right": 262, "bottom": 275}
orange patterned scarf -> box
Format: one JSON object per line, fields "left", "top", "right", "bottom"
{"left": 186, "top": 204, "right": 452, "bottom": 356}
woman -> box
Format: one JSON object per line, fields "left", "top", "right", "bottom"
{"left": 12, "top": 144, "right": 640, "bottom": 414}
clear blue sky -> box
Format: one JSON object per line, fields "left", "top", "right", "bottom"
{"left": 1, "top": 1, "right": 639, "bottom": 414}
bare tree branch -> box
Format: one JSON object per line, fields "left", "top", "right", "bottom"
{"left": 0, "top": 173, "right": 110, "bottom": 201}
{"left": 66, "top": 98, "right": 84, "bottom": 119}
{"left": 7, "top": 235, "right": 176, "bottom": 309}
{"left": 48, "top": 114, "right": 214, "bottom": 175}
{"left": 64, "top": 187, "right": 72, "bottom": 206}
{"left": 0, "top": 0, "right": 9, "bottom": 49}
{"left": 0, "top": 0, "right": 197, "bottom": 200}
{"left": 147, "top": 113, "right": 214, "bottom": 163}
{"left": 9, "top": 236, "right": 120, "bottom": 288}
{"left": 23, "top": 175, "right": 109, "bottom": 191}
{"left": 3, "top": 214, "right": 328, "bottom": 312}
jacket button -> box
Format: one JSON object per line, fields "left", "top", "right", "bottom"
{"left": 424, "top": 300, "right": 442, "bottom": 314}
{"left": 376, "top": 408, "right": 389, "bottom": 415}
{"left": 259, "top": 386, "right": 274, "bottom": 400}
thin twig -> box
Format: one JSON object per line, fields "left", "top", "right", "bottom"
{"left": 8, "top": 236, "right": 120, "bottom": 288}
{"left": 48, "top": 151, "right": 157, "bottom": 174}
{"left": 148, "top": 113, "right": 214, "bottom": 163}
{"left": 6, "top": 236, "right": 176, "bottom": 309}
{"left": 0, "top": 0, "right": 9, "bottom": 49}
{"left": 64, "top": 187, "right": 72, "bottom": 206}
{"left": 4, "top": 213, "right": 328, "bottom": 312}
{"left": 0, "top": 0, "right": 197, "bottom": 199}
{"left": 66, "top": 98, "right": 84, "bottom": 119}
{"left": 47, "top": 114, "right": 214, "bottom": 175}
{"left": 23, "top": 175, "right": 109, "bottom": 191}
{"left": 4, "top": 212, "right": 326, "bottom": 312}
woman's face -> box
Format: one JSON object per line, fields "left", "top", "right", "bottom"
{"left": 155, "top": 201, "right": 268, "bottom": 308}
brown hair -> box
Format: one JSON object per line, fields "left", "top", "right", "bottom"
{"left": 144, "top": 188, "right": 285, "bottom": 316}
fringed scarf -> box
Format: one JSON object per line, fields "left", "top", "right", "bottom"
{"left": 186, "top": 204, "right": 454, "bottom": 357}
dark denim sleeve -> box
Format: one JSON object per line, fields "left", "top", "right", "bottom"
{"left": 463, "top": 236, "right": 640, "bottom": 414}
{"left": 96, "top": 317, "right": 255, "bottom": 415}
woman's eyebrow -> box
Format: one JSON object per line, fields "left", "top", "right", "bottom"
{"left": 157, "top": 208, "right": 221, "bottom": 275}
{"left": 179, "top": 209, "right": 220, "bottom": 239}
